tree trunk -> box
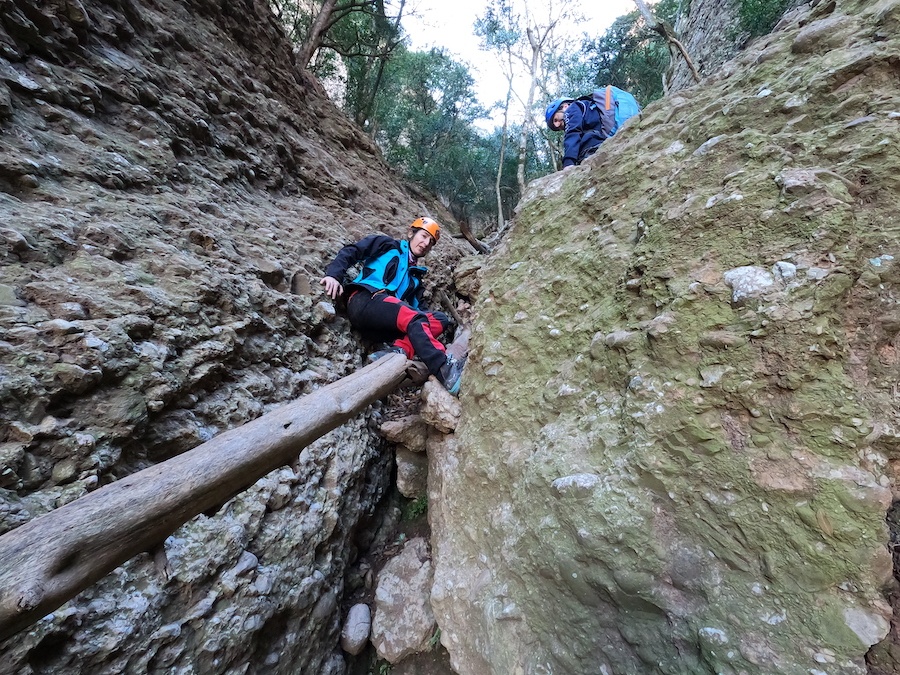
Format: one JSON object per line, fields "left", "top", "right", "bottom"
{"left": 515, "top": 29, "right": 540, "bottom": 194}
{"left": 0, "top": 354, "right": 411, "bottom": 641}
{"left": 297, "top": 0, "right": 339, "bottom": 68}
{"left": 495, "top": 68, "right": 512, "bottom": 233}
{"left": 358, "top": 0, "right": 406, "bottom": 129}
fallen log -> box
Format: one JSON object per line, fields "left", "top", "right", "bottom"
{"left": 0, "top": 353, "right": 410, "bottom": 641}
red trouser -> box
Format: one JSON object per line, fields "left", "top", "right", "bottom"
{"left": 347, "top": 290, "right": 450, "bottom": 375}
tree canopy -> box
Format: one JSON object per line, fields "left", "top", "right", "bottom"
{"left": 268, "top": 0, "right": 729, "bottom": 236}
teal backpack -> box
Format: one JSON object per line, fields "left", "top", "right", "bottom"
{"left": 580, "top": 85, "right": 641, "bottom": 138}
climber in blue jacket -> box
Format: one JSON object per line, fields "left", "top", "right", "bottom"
{"left": 320, "top": 217, "right": 465, "bottom": 395}
{"left": 546, "top": 87, "right": 641, "bottom": 168}
{"left": 546, "top": 97, "right": 601, "bottom": 168}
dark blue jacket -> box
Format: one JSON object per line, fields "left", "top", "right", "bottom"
{"left": 562, "top": 100, "right": 607, "bottom": 168}
{"left": 325, "top": 235, "right": 427, "bottom": 308}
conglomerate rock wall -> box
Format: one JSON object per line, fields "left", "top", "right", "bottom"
{"left": 668, "top": 0, "right": 748, "bottom": 93}
{"left": 0, "top": 0, "right": 464, "bottom": 672}
{"left": 432, "top": 1, "right": 900, "bottom": 673}
{"left": 667, "top": 0, "right": 806, "bottom": 94}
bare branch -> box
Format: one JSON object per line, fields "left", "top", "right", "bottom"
{"left": 633, "top": 0, "right": 700, "bottom": 83}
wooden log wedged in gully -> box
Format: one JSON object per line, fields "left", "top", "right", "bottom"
{"left": 0, "top": 353, "right": 411, "bottom": 641}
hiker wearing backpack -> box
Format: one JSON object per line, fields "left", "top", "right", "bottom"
{"left": 320, "top": 217, "right": 465, "bottom": 395}
{"left": 545, "top": 85, "right": 641, "bottom": 168}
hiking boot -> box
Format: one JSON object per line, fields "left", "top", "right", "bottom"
{"left": 367, "top": 346, "right": 405, "bottom": 363}
{"left": 438, "top": 355, "right": 465, "bottom": 396}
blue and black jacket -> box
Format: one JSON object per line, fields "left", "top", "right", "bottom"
{"left": 562, "top": 100, "right": 607, "bottom": 168}
{"left": 325, "top": 235, "right": 427, "bottom": 309}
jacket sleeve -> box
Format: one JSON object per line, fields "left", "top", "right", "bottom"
{"left": 562, "top": 102, "right": 586, "bottom": 168}
{"left": 324, "top": 234, "right": 395, "bottom": 281}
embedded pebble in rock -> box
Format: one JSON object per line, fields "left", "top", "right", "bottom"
{"left": 723, "top": 266, "right": 775, "bottom": 303}
{"left": 772, "top": 260, "right": 797, "bottom": 281}
{"left": 551, "top": 473, "right": 601, "bottom": 497}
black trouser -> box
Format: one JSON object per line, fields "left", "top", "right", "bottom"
{"left": 347, "top": 290, "right": 450, "bottom": 375}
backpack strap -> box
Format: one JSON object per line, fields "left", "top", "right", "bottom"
{"left": 605, "top": 85, "right": 613, "bottom": 111}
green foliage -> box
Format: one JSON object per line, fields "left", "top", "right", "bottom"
{"left": 474, "top": 0, "right": 521, "bottom": 52}
{"left": 332, "top": 3, "right": 403, "bottom": 126}
{"left": 268, "top": 0, "right": 311, "bottom": 44}
{"left": 269, "top": 0, "right": 403, "bottom": 116}
{"left": 368, "top": 47, "right": 511, "bottom": 225}
{"left": 737, "top": 0, "right": 794, "bottom": 36}
{"left": 403, "top": 494, "right": 428, "bottom": 520}
{"left": 269, "top": 0, "right": 515, "bottom": 229}
{"left": 578, "top": 0, "right": 682, "bottom": 106}
{"left": 428, "top": 627, "right": 442, "bottom": 649}
{"left": 486, "top": 126, "right": 528, "bottom": 223}
{"left": 270, "top": 0, "right": 398, "bottom": 60}
{"left": 271, "top": 0, "right": 673, "bottom": 230}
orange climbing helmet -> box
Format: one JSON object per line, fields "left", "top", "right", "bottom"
{"left": 410, "top": 217, "right": 441, "bottom": 243}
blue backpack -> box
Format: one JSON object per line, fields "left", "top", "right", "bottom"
{"left": 578, "top": 86, "right": 641, "bottom": 138}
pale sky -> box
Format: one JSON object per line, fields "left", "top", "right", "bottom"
{"left": 403, "top": 0, "right": 637, "bottom": 129}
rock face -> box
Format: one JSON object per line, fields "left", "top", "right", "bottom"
{"left": 6, "top": 0, "right": 900, "bottom": 674}
{"left": 668, "top": 0, "right": 748, "bottom": 92}
{"left": 432, "top": 1, "right": 900, "bottom": 673}
{"left": 667, "top": 0, "right": 804, "bottom": 93}
{"left": 371, "top": 536, "right": 436, "bottom": 663}
{"left": 0, "top": 0, "right": 464, "bottom": 672}
{"left": 396, "top": 447, "right": 428, "bottom": 499}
